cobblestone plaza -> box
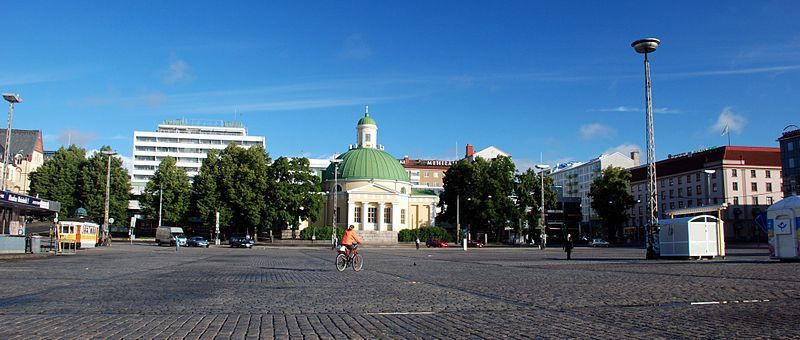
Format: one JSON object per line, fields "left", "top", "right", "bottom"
{"left": 0, "top": 244, "right": 798, "bottom": 339}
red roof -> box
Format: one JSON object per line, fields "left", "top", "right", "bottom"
{"left": 630, "top": 146, "right": 780, "bottom": 182}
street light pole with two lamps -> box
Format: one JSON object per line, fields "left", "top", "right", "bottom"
{"left": 102, "top": 150, "right": 117, "bottom": 246}
{"left": 535, "top": 164, "right": 550, "bottom": 249}
{"left": 331, "top": 158, "right": 343, "bottom": 248}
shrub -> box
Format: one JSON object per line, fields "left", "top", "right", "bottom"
{"left": 398, "top": 226, "right": 451, "bottom": 242}
{"left": 299, "top": 226, "right": 344, "bottom": 240}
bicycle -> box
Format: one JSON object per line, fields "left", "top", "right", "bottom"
{"left": 336, "top": 244, "right": 363, "bottom": 272}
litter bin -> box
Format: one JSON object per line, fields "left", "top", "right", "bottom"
{"left": 30, "top": 235, "right": 43, "bottom": 254}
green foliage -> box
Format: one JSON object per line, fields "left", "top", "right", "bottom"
{"left": 398, "top": 226, "right": 451, "bottom": 242}
{"left": 298, "top": 226, "right": 344, "bottom": 240}
{"left": 29, "top": 145, "right": 85, "bottom": 216}
{"left": 79, "top": 146, "right": 130, "bottom": 225}
{"left": 589, "top": 166, "right": 635, "bottom": 242}
{"left": 438, "top": 156, "right": 518, "bottom": 235}
{"left": 265, "top": 157, "right": 323, "bottom": 231}
{"left": 514, "top": 168, "right": 557, "bottom": 233}
{"left": 140, "top": 157, "right": 191, "bottom": 226}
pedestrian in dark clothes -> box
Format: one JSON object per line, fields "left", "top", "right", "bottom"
{"left": 564, "top": 233, "right": 574, "bottom": 260}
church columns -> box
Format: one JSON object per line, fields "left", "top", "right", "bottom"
{"left": 361, "top": 202, "right": 369, "bottom": 231}
{"left": 392, "top": 202, "right": 401, "bottom": 231}
{"left": 377, "top": 202, "right": 385, "bottom": 231}
{"left": 347, "top": 202, "right": 355, "bottom": 227}
{"left": 430, "top": 202, "right": 436, "bottom": 226}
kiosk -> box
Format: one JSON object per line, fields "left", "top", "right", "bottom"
{"left": 659, "top": 215, "right": 723, "bottom": 258}
{"left": 766, "top": 196, "right": 800, "bottom": 260}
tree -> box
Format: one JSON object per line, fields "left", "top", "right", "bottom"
{"left": 79, "top": 146, "right": 130, "bottom": 225}
{"left": 588, "top": 166, "right": 635, "bottom": 243}
{"left": 265, "top": 157, "right": 323, "bottom": 232}
{"left": 514, "top": 168, "right": 557, "bottom": 236}
{"left": 141, "top": 157, "right": 191, "bottom": 226}
{"left": 217, "top": 144, "right": 272, "bottom": 234}
{"left": 438, "top": 156, "right": 518, "bottom": 238}
{"left": 29, "top": 145, "right": 86, "bottom": 216}
{"left": 191, "top": 149, "right": 231, "bottom": 232}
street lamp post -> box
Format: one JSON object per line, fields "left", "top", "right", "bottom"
{"left": 102, "top": 150, "right": 117, "bottom": 246}
{"left": 1, "top": 93, "right": 22, "bottom": 192}
{"left": 632, "top": 37, "right": 661, "bottom": 259}
{"left": 331, "top": 158, "right": 342, "bottom": 248}
{"left": 535, "top": 164, "right": 550, "bottom": 249}
{"left": 704, "top": 169, "right": 716, "bottom": 206}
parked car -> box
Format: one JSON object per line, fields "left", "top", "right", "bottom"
{"left": 467, "top": 241, "right": 484, "bottom": 248}
{"left": 426, "top": 239, "right": 448, "bottom": 248}
{"left": 229, "top": 236, "right": 254, "bottom": 248}
{"left": 188, "top": 236, "right": 209, "bottom": 248}
{"left": 590, "top": 238, "right": 610, "bottom": 247}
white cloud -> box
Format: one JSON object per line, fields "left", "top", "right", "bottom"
{"left": 603, "top": 143, "right": 642, "bottom": 157}
{"left": 711, "top": 107, "right": 747, "bottom": 135}
{"left": 87, "top": 149, "right": 133, "bottom": 174}
{"left": 339, "top": 34, "right": 372, "bottom": 60}
{"left": 579, "top": 123, "right": 616, "bottom": 139}
{"left": 591, "top": 106, "right": 680, "bottom": 114}
{"left": 163, "top": 58, "right": 192, "bottom": 84}
{"left": 57, "top": 129, "right": 96, "bottom": 147}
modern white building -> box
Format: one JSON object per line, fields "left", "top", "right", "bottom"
{"left": 131, "top": 119, "right": 265, "bottom": 193}
{"left": 548, "top": 151, "right": 640, "bottom": 231}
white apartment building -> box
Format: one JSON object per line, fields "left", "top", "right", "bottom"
{"left": 131, "top": 119, "right": 265, "bottom": 193}
{"left": 548, "top": 152, "right": 640, "bottom": 229}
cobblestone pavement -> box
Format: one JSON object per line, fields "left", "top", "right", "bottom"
{"left": 0, "top": 244, "right": 798, "bottom": 339}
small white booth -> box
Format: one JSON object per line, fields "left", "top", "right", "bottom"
{"left": 766, "top": 196, "right": 800, "bottom": 260}
{"left": 659, "top": 215, "right": 724, "bottom": 258}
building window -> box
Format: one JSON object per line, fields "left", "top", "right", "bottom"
{"left": 336, "top": 207, "right": 341, "bottom": 223}
{"left": 354, "top": 207, "right": 362, "bottom": 223}
{"left": 401, "top": 209, "right": 406, "bottom": 224}
{"left": 669, "top": 202, "right": 675, "bottom": 209}
{"left": 678, "top": 177, "right": 682, "bottom": 185}
{"left": 661, "top": 203, "right": 666, "bottom": 212}
{"left": 424, "top": 172, "right": 430, "bottom": 178}
{"left": 791, "top": 158, "right": 796, "bottom": 168}
{"left": 368, "top": 207, "right": 377, "bottom": 223}
{"left": 696, "top": 185, "right": 702, "bottom": 196}
{"left": 669, "top": 178, "right": 674, "bottom": 186}
{"left": 365, "top": 133, "right": 371, "bottom": 142}
{"left": 768, "top": 196, "right": 774, "bottom": 204}
{"left": 733, "top": 197, "right": 739, "bottom": 205}
{"left": 790, "top": 142, "right": 795, "bottom": 151}
{"left": 766, "top": 170, "right": 771, "bottom": 178}
{"left": 669, "top": 189, "right": 674, "bottom": 198}
{"left": 686, "top": 175, "right": 692, "bottom": 183}
{"left": 697, "top": 198, "right": 703, "bottom": 206}
{"left": 753, "top": 196, "right": 759, "bottom": 205}
{"left": 712, "top": 183, "right": 718, "bottom": 192}
{"left": 433, "top": 172, "right": 439, "bottom": 178}
{"left": 711, "top": 171, "right": 717, "bottom": 179}
{"left": 384, "top": 207, "right": 392, "bottom": 223}
{"left": 750, "top": 170, "right": 756, "bottom": 177}
{"left": 751, "top": 183, "right": 758, "bottom": 191}
{"left": 767, "top": 183, "right": 773, "bottom": 192}
{"left": 732, "top": 182, "right": 738, "bottom": 191}
{"left": 678, "top": 201, "right": 684, "bottom": 208}
{"left": 732, "top": 169, "right": 737, "bottom": 177}
{"left": 678, "top": 188, "right": 683, "bottom": 197}
{"left": 696, "top": 173, "right": 701, "bottom": 181}
{"left": 687, "top": 200, "right": 693, "bottom": 208}
{"left": 660, "top": 191, "right": 665, "bottom": 200}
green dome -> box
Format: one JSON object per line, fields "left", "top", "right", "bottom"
{"left": 324, "top": 148, "right": 409, "bottom": 182}
{"left": 357, "top": 114, "right": 376, "bottom": 126}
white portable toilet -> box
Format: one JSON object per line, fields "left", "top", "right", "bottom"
{"left": 766, "top": 196, "right": 800, "bottom": 260}
{"left": 659, "top": 215, "right": 723, "bottom": 258}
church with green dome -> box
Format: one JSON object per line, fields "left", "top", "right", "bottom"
{"left": 309, "top": 107, "right": 439, "bottom": 243}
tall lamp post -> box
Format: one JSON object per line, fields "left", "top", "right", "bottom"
{"left": 1, "top": 94, "right": 22, "bottom": 192}
{"left": 535, "top": 164, "right": 550, "bottom": 249}
{"left": 632, "top": 37, "right": 661, "bottom": 259}
{"left": 102, "top": 150, "right": 117, "bottom": 246}
{"left": 331, "top": 158, "right": 342, "bottom": 248}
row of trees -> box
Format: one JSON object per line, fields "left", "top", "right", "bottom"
{"left": 139, "top": 144, "right": 322, "bottom": 235}
{"left": 437, "top": 156, "right": 635, "bottom": 242}
{"left": 30, "top": 145, "right": 130, "bottom": 224}
{"left": 437, "top": 156, "right": 558, "bottom": 238}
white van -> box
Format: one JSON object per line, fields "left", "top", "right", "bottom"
{"left": 155, "top": 226, "right": 187, "bottom": 246}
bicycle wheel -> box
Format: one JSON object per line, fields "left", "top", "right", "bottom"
{"left": 335, "top": 254, "right": 348, "bottom": 272}
{"left": 352, "top": 254, "right": 363, "bottom": 272}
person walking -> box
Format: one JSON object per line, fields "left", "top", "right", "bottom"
{"left": 415, "top": 237, "right": 420, "bottom": 250}
{"left": 564, "top": 233, "right": 574, "bottom": 260}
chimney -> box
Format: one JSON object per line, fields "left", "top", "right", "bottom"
{"left": 465, "top": 144, "right": 475, "bottom": 158}
{"left": 630, "top": 151, "right": 641, "bottom": 166}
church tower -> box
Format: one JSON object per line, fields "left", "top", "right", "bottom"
{"left": 356, "top": 105, "right": 378, "bottom": 149}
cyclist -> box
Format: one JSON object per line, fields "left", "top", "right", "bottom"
{"left": 340, "top": 224, "right": 361, "bottom": 258}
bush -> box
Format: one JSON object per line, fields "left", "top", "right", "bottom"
{"left": 299, "top": 226, "right": 344, "bottom": 240}
{"left": 398, "top": 226, "right": 451, "bottom": 242}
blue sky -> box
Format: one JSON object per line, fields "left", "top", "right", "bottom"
{"left": 2, "top": 1, "right": 799, "bottom": 170}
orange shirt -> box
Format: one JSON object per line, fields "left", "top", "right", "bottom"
{"left": 341, "top": 229, "right": 361, "bottom": 245}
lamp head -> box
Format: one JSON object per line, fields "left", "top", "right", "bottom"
{"left": 2, "top": 93, "right": 22, "bottom": 104}
{"left": 703, "top": 169, "right": 716, "bottom": 174}
{"left": 632, "top": 38, "right": 660, "bottom": 54}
